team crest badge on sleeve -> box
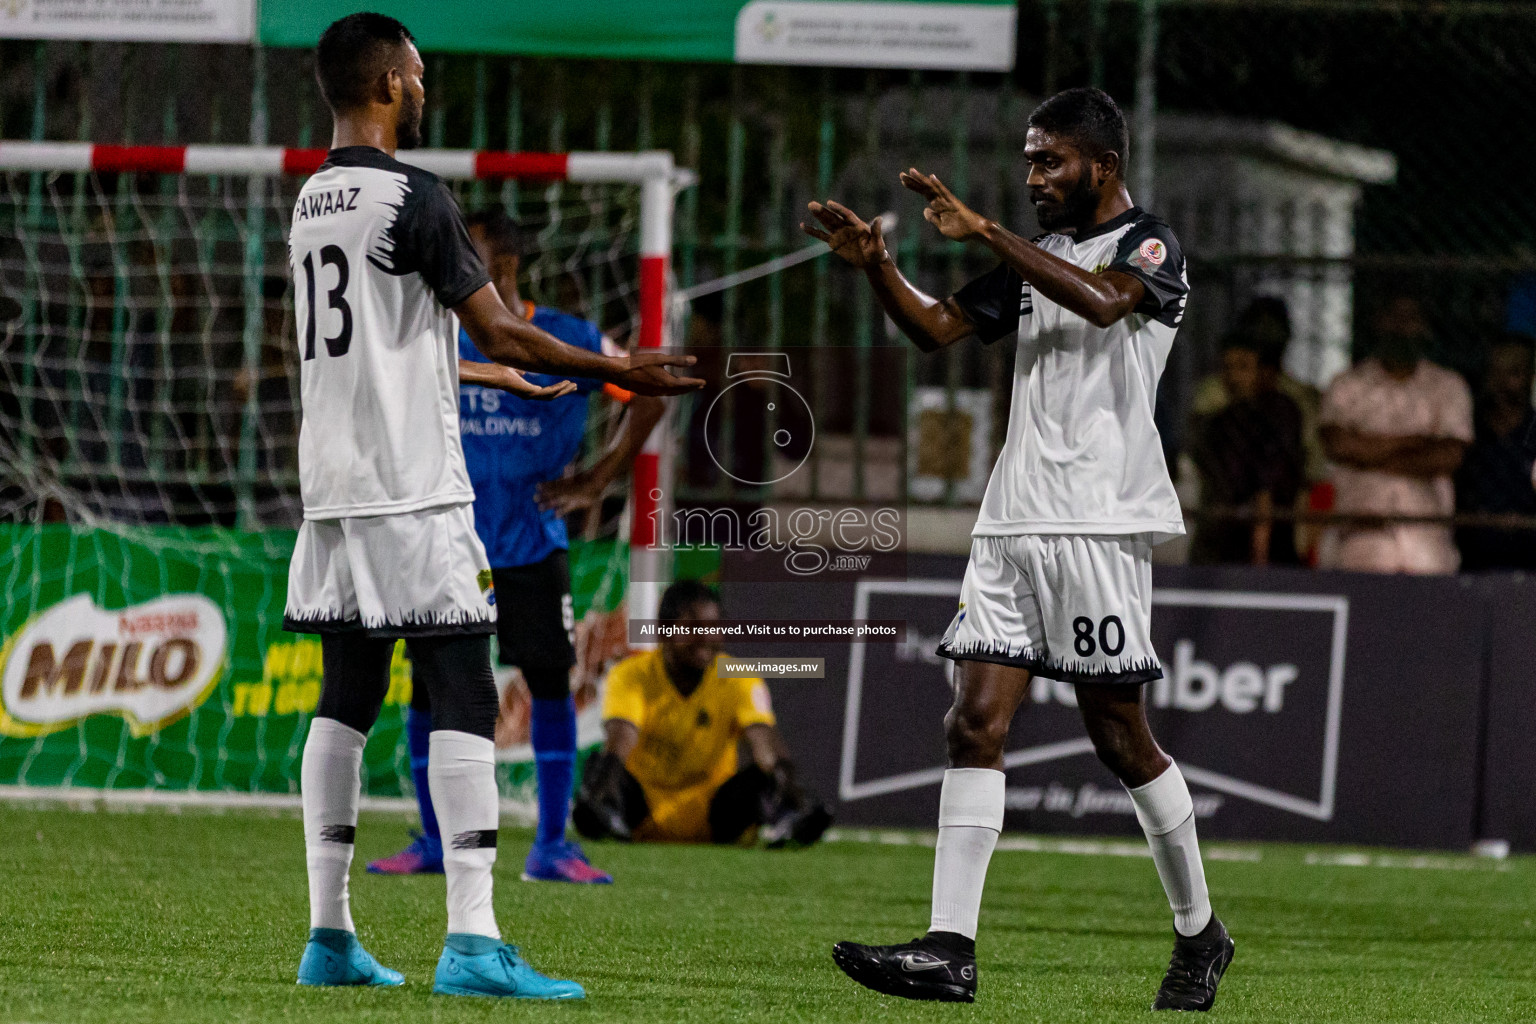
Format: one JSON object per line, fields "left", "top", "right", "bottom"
{"left": 1135, "top": 238, "right": 1167, "bottom": 269}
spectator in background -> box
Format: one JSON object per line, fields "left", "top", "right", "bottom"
{"left": 1457, "top": 334, "right": 1536, "bottom": 570}
{"left": 1190, "top": 329, "right": 1306, "bottom": 565}
{"left": 1191, "top": 296, "right": 1325, "bottom": 484}
{"left": 1319, "top": 296, "right": 1472, "bottom": 574}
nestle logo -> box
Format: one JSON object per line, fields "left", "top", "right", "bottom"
{"left": 118, "top": 611, "right": 200, "bottom": 638}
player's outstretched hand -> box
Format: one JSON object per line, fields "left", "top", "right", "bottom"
{"left": 900, "top": 169, "right": 987, "bottom": 243}
{"left": 536, "top": 470, "right": 604, "bottom": 517}
{"left": 612, "top": 351, "right": 705, "bottom": 396}
{"left": 487, "top": 365, "right": 580, "bottom": 401}
{"left": 801, "top": 201, "right": 891, "bottom": 269}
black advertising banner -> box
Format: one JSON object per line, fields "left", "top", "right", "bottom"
{"left": 727, "top": 557, "right": 1500, "bottom": 850}
{"left": 1477, "top": 573, "right": 1536, "bottom": 851}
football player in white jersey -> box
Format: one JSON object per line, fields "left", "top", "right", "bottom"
{"left": 286, "top": 13, "right": 702, "bottom": 1001}
{"left": 804, "top": 88, "right": 1233, "bottom": 1011}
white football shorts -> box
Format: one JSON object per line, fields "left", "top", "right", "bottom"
{"left": 284, "top": 503, "right": 496, "bottom": 638}
{"left": 936, "top": 534, "right": 1162, "bottom": 685}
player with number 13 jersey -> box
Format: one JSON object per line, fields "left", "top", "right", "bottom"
{"left": 289, "top": 145, "right": 486, "bottom": 523}
{"left": 281, "top": 12, "right": 701, "bottom": 1004}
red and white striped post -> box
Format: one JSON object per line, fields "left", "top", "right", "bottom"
{"left": 0, "top": 142, "right": 681, "bottom": 625}
{"left": 625, "top": 161, "right": 676, "bottom": 637}
{"left": 0, "top": 142, "right": 680, "bottom": 185}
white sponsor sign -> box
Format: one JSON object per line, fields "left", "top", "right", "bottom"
{"left": 0, "top": 592, "right": 226, "bottom": 737}
{"left": 0, "top": 0, "right": 255, "bottom": 43}
{"left": 735, "top": 1, "right": 1016, "bottom": 71}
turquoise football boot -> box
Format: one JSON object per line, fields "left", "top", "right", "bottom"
{"left": 296, "top": 927, "right": 405, "bottom": 987}
{"left": 432, "top": 933, "right": 585, "bottom": 1000}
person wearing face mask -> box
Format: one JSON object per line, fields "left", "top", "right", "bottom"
{"left": 572, "top": 580, "right": 831, "bottom": 848}
{"left": 1318, "top": 296, "right": 1473, "bottom": 573}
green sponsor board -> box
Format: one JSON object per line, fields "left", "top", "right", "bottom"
{"left": 0, "top": 0, "right": 254, "bottom": 43}
{"left": 0, "top": 525, "right": 716, "bottom": 798}
{"left": 259, "top": 1, "right": 1017, "bottom": 71}
{"left": 0, "top": 525, "right": 410, "bottom": 796}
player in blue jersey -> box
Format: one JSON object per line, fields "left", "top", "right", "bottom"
{"left": 369, "top": 208, "right": 664, "bottom": 884}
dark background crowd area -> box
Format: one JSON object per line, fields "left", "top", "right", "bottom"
{"left": 4, "top": 2, "right": 1536, "bottom": 573}
{"left": 1183, "top": 288, "right": 1536, "bottom": 575}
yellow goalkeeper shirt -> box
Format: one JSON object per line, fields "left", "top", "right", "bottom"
{"left": 601, "top": 649, "right": 775, "bottom": 796}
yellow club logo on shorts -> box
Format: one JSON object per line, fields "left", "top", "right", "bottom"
{"left": 477, "top": 569, "right": 496, "bottom": 606}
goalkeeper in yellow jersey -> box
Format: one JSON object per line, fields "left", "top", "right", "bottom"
{"left": 573, "top": 580, "right": 831, "bottom": 846}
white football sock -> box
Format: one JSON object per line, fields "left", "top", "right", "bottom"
{"left": 429, "top": 730, "right": 502, "bottom": 939}
{"left": 1126, "top": 761, "right": 1213, "bottom": 937}
{"left": 301, "top": 716, "right": 365, "bottom": 933}
{"left": 928, "top": 767, "right": 1005, "bottom": 940}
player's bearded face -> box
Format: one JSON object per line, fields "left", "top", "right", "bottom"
{"left": 397, "top": 85, "right": 424, "bottom": 150}
{"left": 1032, "top": 165, "right": 1097, "bottom": 232}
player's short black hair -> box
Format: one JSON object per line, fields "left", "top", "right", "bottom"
{"left": 315, "top": 12, "right": 416, "bottom": 113}
{"left": 659, "top": 579, "right": 721, "bottom": 623}
{"left": 464, "top": 209, "right": 524, "bottom": 261}
{"left": 1028, "top": 87, "right": 1131, "bottom": 170}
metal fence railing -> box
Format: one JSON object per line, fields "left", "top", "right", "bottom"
{"left": 2, "top": 0, "right": 1534, "bottom": 570}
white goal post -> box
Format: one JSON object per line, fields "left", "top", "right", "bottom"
{"left": 0, "top": 141, "right": 683, "bottom": 626}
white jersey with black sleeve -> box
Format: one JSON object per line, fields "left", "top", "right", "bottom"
{"left": 953, "top": 207, "right": 1189, "bottom": 542}
{"left": 288, "top": 145, "right": 491, "bottom": 521}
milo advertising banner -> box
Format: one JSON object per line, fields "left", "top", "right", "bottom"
{"left": 0, "top": 526, "right": 629, "bottom": 802}
{"left": 3, "top": 591, "right": 227, "bottom": 740}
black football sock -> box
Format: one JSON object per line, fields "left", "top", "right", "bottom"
{"left": 924, "top": 930, "right": 977, "bottom": 958}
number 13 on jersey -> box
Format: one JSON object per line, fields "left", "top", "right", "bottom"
{"left": 299, "top": 245, "right": 352, "bottom": 360}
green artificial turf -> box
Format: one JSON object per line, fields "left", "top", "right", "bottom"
{"left": 1, "top": 806, "right": 1533, "bottom": 1023}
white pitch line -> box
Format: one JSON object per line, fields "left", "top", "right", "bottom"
{"left": 1303, "top": 851, "right": 1511, "bottom": 872}
{"left": 0, "top": 784, "right": 537, "bottom": 823}
{"left": 822, "top": 828, "right": 1261, "bottom": 862}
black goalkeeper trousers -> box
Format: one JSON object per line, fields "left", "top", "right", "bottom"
{"left": 604, "top": 763, "right": 774, "bottom": 845}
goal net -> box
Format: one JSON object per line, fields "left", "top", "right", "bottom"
{"left": 0, "top": 143, "right": 678, "bottom": 807}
